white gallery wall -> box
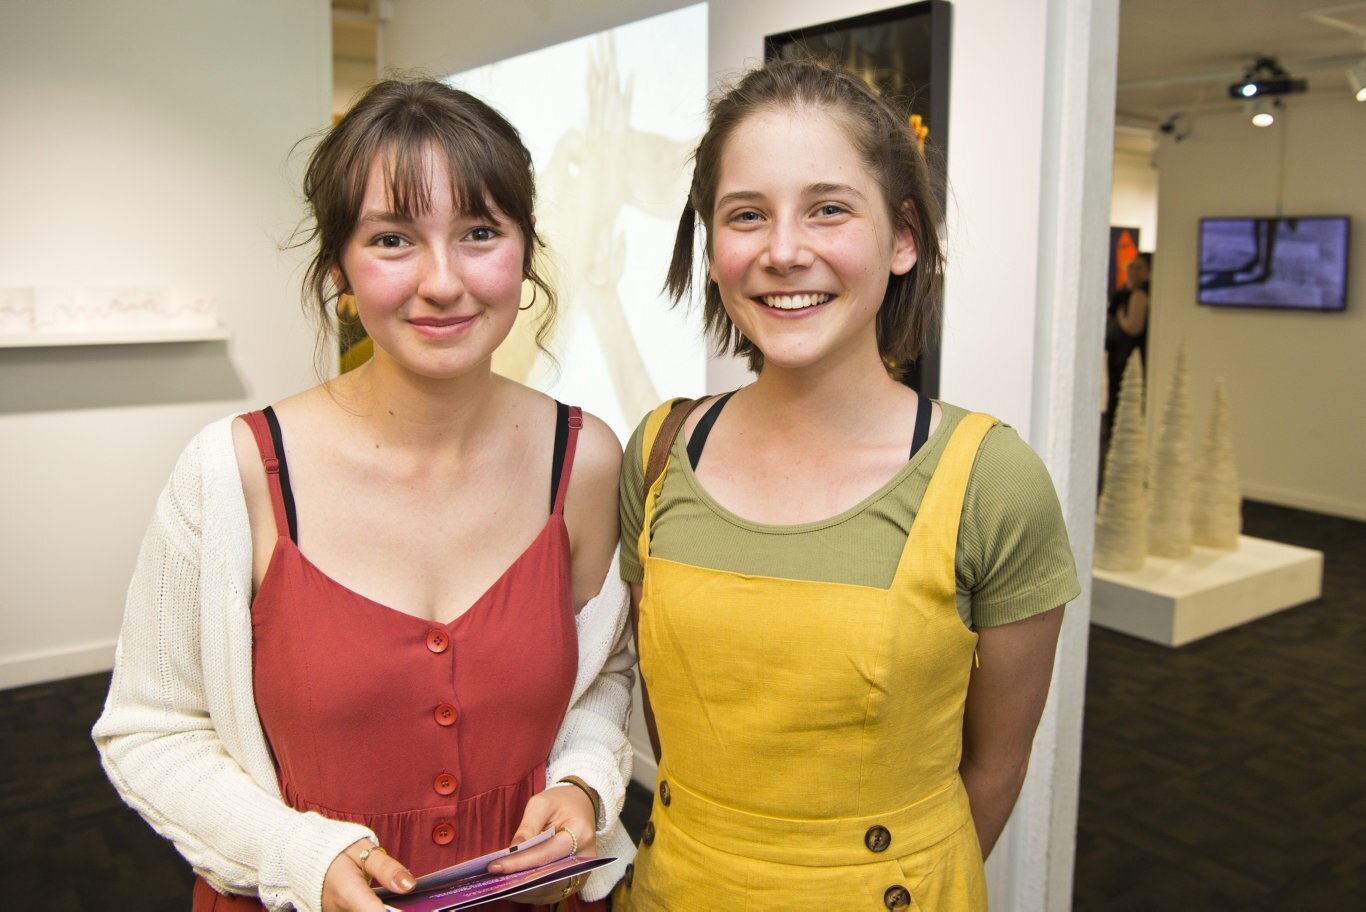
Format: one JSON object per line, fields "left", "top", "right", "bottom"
{"left": 445, "top": 6, "right": 711, "bottom": 443}
{"left": 1151, "top": 100, "right": 1366, "bottom": 520}
{"left": 0, "top": 0, "right": 332, "bottom": 687}
{"left": 1112, "top": 132, "right": 1159, "bottom": 252}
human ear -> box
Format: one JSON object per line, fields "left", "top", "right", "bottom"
{"left": 331, "top": 265, "right": 351, "bottom": 296}
{"left": 890, "top": 203, "right": 919, "bottom": 276}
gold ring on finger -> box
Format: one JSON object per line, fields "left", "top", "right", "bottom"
{"left": 357, "top": 843, "right": 387, "bottom": 873}
{"left": 556, "top": 824, "right": 579, "bottom": 857}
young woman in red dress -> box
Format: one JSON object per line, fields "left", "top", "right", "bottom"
{"left": 95, "top": 79, "right": 634, "bottom": 912}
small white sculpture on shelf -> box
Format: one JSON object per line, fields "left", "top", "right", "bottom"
{"left": 0, "top": 286, "right": 218, "bottom": 335}
{"left": 1147, "top": 344, "right": 1194, "bottom": 558}
{"left": 1191, "top": 378, "right": 1242, "bottom": 549}
{"left": 1095, "top": 350, "right": 1148, "bottom": 571}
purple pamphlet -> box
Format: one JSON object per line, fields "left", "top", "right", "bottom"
{"left": 375, "top": 828, "right": 615, "bottom": 911}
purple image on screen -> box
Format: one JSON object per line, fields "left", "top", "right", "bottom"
{"left": 1198, "top": 216, "right": 1349, "bottom": 311}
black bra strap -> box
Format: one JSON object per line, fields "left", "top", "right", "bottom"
{"left": 687, "top": 390, "right": 929, "bottom": 469}
{"left": 550, "top": 400, "right": 568, "bottom": 513}
{"left": 261, "top": 406, "right": 299, "bottom": 544}
{"left": 909, "top": 394, "right": 933, "bottom": 461}
{"left": 687, "top": 390, "right": 737, "bottom": 470}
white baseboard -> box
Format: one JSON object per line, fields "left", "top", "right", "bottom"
{"left": 1240, "top": 483, "right": 1366, "bottom": 522}
{"left": 0, "top": 640, "right": 116, "bottom": 690}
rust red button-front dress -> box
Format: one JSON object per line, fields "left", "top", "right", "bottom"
{"left": 192, "top": 404, "right": 602, "bottom": 912}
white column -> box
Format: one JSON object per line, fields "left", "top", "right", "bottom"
{"left": 980, "top": 2, "right": 1117, "bottom": 910}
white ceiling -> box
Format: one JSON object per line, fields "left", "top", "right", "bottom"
{"left": 1116, "top": 0, "right": 1366, "bottom": 126}
{"left": 325, "top": 2, "right": 1366, "bottom": 128}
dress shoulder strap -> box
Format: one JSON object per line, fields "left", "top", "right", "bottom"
{"left": 893, "top": 412, "right": 999, "bottom": 592}
{"left": 240, "top": 409, "right": 295, "bottom": 542}
{"left": 550, "top": 402, "right": 583, "bottom": 516}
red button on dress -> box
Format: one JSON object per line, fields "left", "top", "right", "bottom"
{"left": 426, "top": 629, "right": 449, "bottom": 653}
{"left": 434, "top": 772, "right": 458, "bottom": 796}
{"left": 433, "top": 821, "right": 455, "bottom": 845}
{"left": 434, "top": 703, "right": 458, "bottom": 726}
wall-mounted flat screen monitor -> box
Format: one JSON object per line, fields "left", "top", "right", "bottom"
{"left": 1198, "top": 216, "right": 1349, "bottom": 311}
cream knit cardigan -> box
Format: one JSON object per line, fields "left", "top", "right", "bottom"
{"left": 93, "top": 416, "right": 636, "bottom": 910}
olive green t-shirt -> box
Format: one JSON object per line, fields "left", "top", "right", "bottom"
{"left": 618, "top": 400, "right": 1080, "bottom": 628}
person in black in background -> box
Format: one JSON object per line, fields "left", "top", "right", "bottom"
{"left": 1101, "top": 252, "right": 1150, "bottom": 477}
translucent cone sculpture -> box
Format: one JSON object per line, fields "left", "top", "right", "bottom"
{"left": 1094, "top": 351, "right": 1148, "bottom": 571}
{"left": 1191, "top": 378, "right": 1242, "bottom": 549}
{"left": 1147, "top": 345, "right": 1194, "bottom": 557}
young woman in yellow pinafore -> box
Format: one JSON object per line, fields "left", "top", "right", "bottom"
{"left": 613, "top": 61, "right": 1081, "bottom": 911}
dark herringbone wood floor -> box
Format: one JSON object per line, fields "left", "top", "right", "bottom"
{"left": 2, "top": 501, "right": 1360, "bottom": 910}
{"left": 1072, "top": 500, "right": 1365, "bottom": 911}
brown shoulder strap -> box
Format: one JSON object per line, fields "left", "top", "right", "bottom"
{"left": 634, "top": 396, "right": 703, "bottom": 766}
{"left": 643, "top": 398, "right": 704, "bottom": 497}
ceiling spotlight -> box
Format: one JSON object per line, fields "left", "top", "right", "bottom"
{"left": 1247, "top": 97, "right": 1279, "bottom": 127}
{"left": 1349, "top": 61, "right": 1366, "bottom": 103}
{"left": 1228, "top": 56, "right": 1307, "bottom": 100}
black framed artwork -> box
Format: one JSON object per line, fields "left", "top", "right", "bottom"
{"left": 765, "top": 1, "right": 952, "bottom": 170}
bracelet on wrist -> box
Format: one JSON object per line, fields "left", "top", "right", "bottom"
{"left": 555, "top": 775, "right": 601, "bottom": 828}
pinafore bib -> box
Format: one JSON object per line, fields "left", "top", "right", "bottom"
{"left": 619, "top": 405, "right": 998, "bottom": 911}
{"left": 193, "top": 405, "right": 599, "bottom": 912}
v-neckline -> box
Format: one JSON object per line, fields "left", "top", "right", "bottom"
{"left": 260, "top": 515, "right": 565, "bottom": 628}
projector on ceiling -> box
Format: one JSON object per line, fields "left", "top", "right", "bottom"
{"left": 1228, "top": 57, "right": 1307, "bottom": 99}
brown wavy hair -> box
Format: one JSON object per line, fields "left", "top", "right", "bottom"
{"left": 295, "top": 78, "right": 555, "bottom": 369}
{"left": 664, "top": 59, "right": 945, "bottom": 377}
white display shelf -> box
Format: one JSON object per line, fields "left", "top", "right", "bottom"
{"left": 1091, "top": 535, "right": 1323, "bottom": 647}
{"left": 0, "top": 326, "right": 230, "bottom": 348}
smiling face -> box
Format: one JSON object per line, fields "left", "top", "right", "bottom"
{"left": 707, "top": 106, "right": 917, "bottom": 376}
{"left": 339, "top": 145, "right": 527, "bottom": 381}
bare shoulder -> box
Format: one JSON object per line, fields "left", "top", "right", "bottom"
{"left": 568, "top": 409, "right": 623, "bottom": 497}
{"left": 561, "top": 410, "right": 622, "bottom": 607}
{"left": 562, "top": 410, "right": 622, "bottom": 542}
{"left": 493, "top": 379, "right": 621, "bottom": 487}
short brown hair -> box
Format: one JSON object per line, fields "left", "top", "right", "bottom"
{"left": 296, "top": 78, "right": 555, "bottom": 362}
{"left": 665, "top": 59, "right": 944, "bottom": 375}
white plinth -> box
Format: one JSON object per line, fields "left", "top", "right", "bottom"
{"left": 1091, "top": 535, "right": 1323, "bottom": 647}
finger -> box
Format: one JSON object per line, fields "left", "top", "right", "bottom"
{"left": 325, "top": 863, "right": 388, "bottom": 912}
{"left": 365, "top": 850, "right": 416, "bottom": 895}
{"left": 489, "top": 828, "right": 577, "bottom": 874}
{"left": 335, "top": 878, "right": 389, "bottom": 912}
{"left": 509, "top": 796, "right": 554, "bottom": 845}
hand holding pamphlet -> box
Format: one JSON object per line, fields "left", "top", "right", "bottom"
{"left": 375, "top": 827, "right": 615, "bottom": 911}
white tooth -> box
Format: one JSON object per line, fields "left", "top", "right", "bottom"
{"left": 762, "top": 293, "right": 831, "bottom": 309}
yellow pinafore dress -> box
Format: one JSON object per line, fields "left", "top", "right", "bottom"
{"left": 618, "top": 406, "right": 998, "bottom": 912}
